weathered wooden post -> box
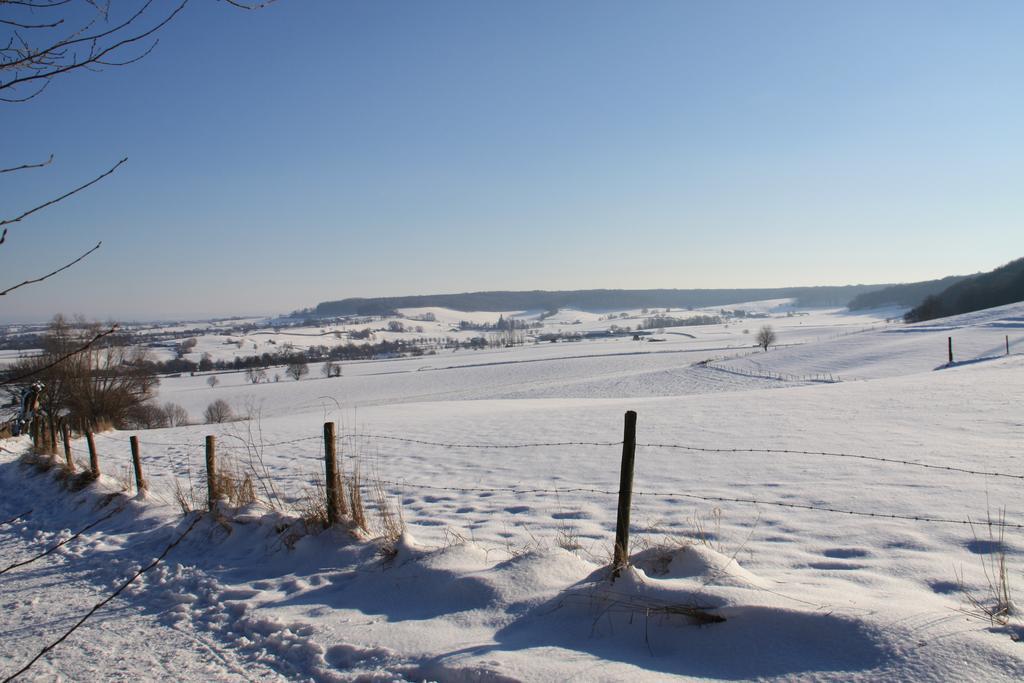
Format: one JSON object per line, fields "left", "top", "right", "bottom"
{"left": 324, "top": 422, "right": 342, "bottom": 526}
{"left": 31, "top": 417, "right": 41, "bottom": 452}
{"left": 1007, "top": 335, "right": 1011, "bottom": 356}
{"left": 86, "top": 431, "right": 99, "bottom": 479}
{"left": 205, "top": 435, "right": 217, "bottom": 511}
{"left": 47, "top": 416, "right": 57, "bottom": 455}
{"left": 61, "top": 423, "right": 75, "bottom": 472}
{"left": 948, "top": 336, "right": 953, "bottom": 364}
{"left": 612, "top": 410, "right": 638, "bottom": 580}
{"left": 130, "top": 435, "right": 147, "bottom": 493}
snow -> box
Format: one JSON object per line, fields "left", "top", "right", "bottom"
{"left": 3, "top": 301, "right": 1024, "bottom": 680}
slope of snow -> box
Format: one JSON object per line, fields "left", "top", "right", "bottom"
{"left": 3, "top": 302, "right": 1024, "bottom": 681}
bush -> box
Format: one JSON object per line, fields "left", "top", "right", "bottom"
{"left": 286, "top": 360, "right": 309, "bottom": 381}
{"left": 756, "top": 325, "right": 776, "bottom": 351}
{"left": 163, "top": 402, "right": 190, "bottom": 427}
{"left": 204, "top": 399, "right": 234, "bottom": 424}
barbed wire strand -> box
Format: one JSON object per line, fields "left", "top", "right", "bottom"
{"left": 340, "top": 433, "right": 622, "bottom": 449}
{"left": 89, "top": 430, "right": 1024, "bottom": 482}
{"left": 637, "top": 443, "right": 1024, "bottom": 481}
{"left": 0, "top": 510, "right": 32, "bottom": 527}
{"left": 371, "top": 478, "right": 1024, "bottom": 529}
{"left": 1, "top": 514, "right": 203, "bottom": 683}
{"left": 0, "top": 505, "right": 123, "bottom": 576}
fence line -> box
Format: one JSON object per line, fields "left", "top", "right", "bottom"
{"left": 25, "top": 419, "right": 1024, "bottom": 539}
{"left": 636, "top": 443, "right": 1024, "bottom": 481}
{"left": 83, "top": 429, "right": 1024, "bottom": 483}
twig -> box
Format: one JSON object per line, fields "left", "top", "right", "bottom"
{"left": 1, "top": 325, "right": 118, "bottom": 385}
{"left": 0, "top": 158, "right": 126, "bottom": 245}
{"left": 0, "top": 241, "right": 101, "bottom": 296}
{"left": 0, "top": 154, "right": 53, "bottom": 174}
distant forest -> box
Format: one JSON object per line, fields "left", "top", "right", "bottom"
{"left": 314, "top": 285, "right": 884, "bottom": 317}
{"left": 847, "top": 275, "right": 970, "bottom": 310}
{"left": 904, "top": 257, "right": 1024, "bottom": 323}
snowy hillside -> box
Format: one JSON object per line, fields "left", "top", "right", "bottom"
{"left": 3, "top": 301, "right": 1023, "bottom": 681}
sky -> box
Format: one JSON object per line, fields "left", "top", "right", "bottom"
{"left": 1, "top": 0, "right": 1022, "bottom": 322}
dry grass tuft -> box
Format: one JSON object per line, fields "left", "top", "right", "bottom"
{"left": 347, "top": 459, "right": 367, "bottom": 531}
{"left": 299, "top": 474, "right": 330, "bottom": 531}
{"left": 956, "top": 507, "right": 1016, "bottom": 627}
{"left": 214, "top": 465, "right": 257, "bottom": 508}
{"left": 372, "top": 479, "right": 405, "bottom": 551}
{"left": 173, "top": 479, "right": 197, "bottom": 515}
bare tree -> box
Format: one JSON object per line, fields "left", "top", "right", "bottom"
{"left": 7, "top": 315, "right": 159, "bottom": 431}
{"left": 162, "top": 402, "right": 189, "bottom": 426}
{"left": 756, "top": 325, "right": 776, "bottom": 351}
{"left": 206, "top": 375, "right": 219, "bottom": 389}
{"left": 286, "top": 360, "right": 308, "bottom": 381}
{"left": 321, "top": 360, "right": 340, "bottom": 378}
{"left": 2, "top": 0, "right": 277, "bottom": 390}
{"left": 203, "top": 398, "right": 234, "bottom": 424}
{"left": 245, "top": 366, "right": 267, "bottom": 384}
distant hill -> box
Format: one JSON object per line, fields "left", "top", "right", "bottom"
{"left": 314, "top": 285, "right": 886, "bottom": 317}
{"left": 847, "top": 275, "right": 970, "bottom": 311}
{"left": 904, "top": 258, "right": 1024, "bottom": 323}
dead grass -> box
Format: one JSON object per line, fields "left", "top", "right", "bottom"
{"left": 956, "top": 507, "right": 1016, "bottom": 627}
{"left": 372, "top": 478, "right": 405, "bottom": 551}
{"left": 173, "top": 479, "right": 198, "bottom": 515}
{"left": 299, "top": 474, "right": 330, "bottom": 531}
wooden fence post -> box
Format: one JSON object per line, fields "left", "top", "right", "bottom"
{"left": 1007, "top": 335, "right": 1011, "bottom": 356}
{"left": 86, "top": 431, "right": 99, "bottom": 479}
{"left": 612, "top": 410, "right": 638, "bottom": 580}
{"left": 130, "top": 435, "right": 147, "bottom": 493}
{"left": 31, "top": 417, "right": 41, "bottom": 452}
{"left": 61, "top": 422, "right": 75, "bottom": 473}
{"left": 48, "top": 416, "right": 57, "bottom": 454}
{"left": 205, "top": 435, "right": 217, "bottom": 511}
{"left": 324, "top": 422, "right": 342, "bottom": 526}
{"left": 948, "top": 336, "right": 953, "bottom": 364}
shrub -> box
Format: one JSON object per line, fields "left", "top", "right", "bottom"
{"left": 163, "top": 402, "right": 190, "bottom": 427}
{"left": 204, "top": 399, "right": 234, "bottom": 424}
{"left": 286, "top": 360, "right": 309, "bottom": 381}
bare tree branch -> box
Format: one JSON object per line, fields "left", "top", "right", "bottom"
{"left": 0, "top": 18, "right": 65, "bottom": 29}
{"left": 0, "top": 153, "right": 52, "bottom": 173}
{"left": 0, "top": 1, "right": 191, "bottom": 93}
{"left": 1, "top": 324, "right": 118, "bottom": 386}
{"left": 0, "top": 156, "right": 126, "bottom": 244}
{"left": 0, "top": 240, "right": 101, "bottom": 295}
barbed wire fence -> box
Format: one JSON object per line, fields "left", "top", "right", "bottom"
{"left": 24, "top": 411, "right": 1024, "bottom": 536}
{"left": 4, "top": 408, "right": 1022, "bottom": 680}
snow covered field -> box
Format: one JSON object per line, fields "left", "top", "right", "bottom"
{"left": 3, "top": 301, "right": 1024, "bottom": 681}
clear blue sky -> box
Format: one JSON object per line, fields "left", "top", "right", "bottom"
{"left": 2, "top": 0, "right": 1022, "bottom": 322}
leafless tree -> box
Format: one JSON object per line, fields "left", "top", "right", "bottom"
{"left": 245, "top": 366, "right": 267, "bottom": 384}
{"left": 206, "top": 375, "right": 219, "bottom": 389}
{"left": 756, "top": 325, "right": 776, "bottom": 352}
{"left": 203, "top": 398, "right": 233, "bottom": 424}
{"left": 162, "top": 401, "right": 189, "bottom": 426}
{"left": 2, "top": 0, "right": 277, "bottom": 390}
{"left": 286, "top": 360, "right": 308, "bottom": 381}
{"left": 8, "top": 315, "right": 159, "bottom": 431}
